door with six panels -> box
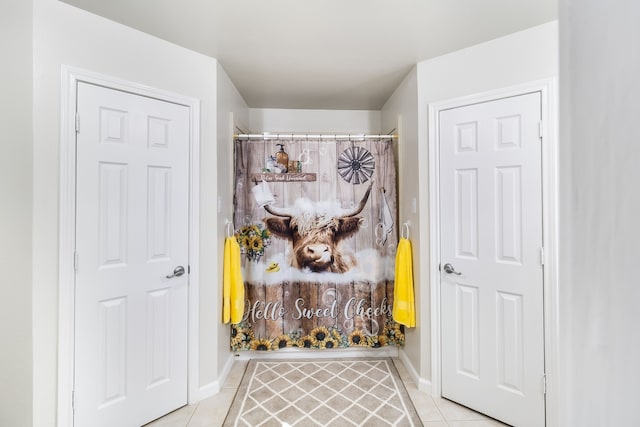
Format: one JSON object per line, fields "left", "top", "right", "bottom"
{"left": 74, "top": 82, "right": 190, "bottom": 426}
{"left": 439, "top": 92, "right": 545, "bottom": 427}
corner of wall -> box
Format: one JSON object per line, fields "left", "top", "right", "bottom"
{"left": 215, "top": 64, "right": 249, "bottom": 384}
{"left": 380, "top": 64, "right": 427, "bottom": 383}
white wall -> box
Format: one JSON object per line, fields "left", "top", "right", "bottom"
{"left": 215, "top": 64, "right": 249, "bottom": 380}
{"left": 249, "top": 108, "right": 381, "bottom": 134}
{"left": 559, "top": 1, "right": 640, "bottom": 425}
{"left": 418, "top": 21, "right": 558, "bottom": 104}
{"left": 32, "top": 0, "right": 219, "bottom": 424}
{"left": 0, "top": 1, "right": 33, "bottom": 426}
{"left": 380, "top": 68, "right": 423, "bottom": 379}
{"left": 413, "top": 21, "right": 558, "bottom": 385}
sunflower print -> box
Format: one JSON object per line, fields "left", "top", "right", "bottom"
{"left": 230, "top": 324, "right": 255, "bottom": 351}
{"left": 383, "top": 322, "right": 405, "bottom": 346}
{"left": 393, "top": 326, "right": 405, "bottom": 345}
{"left": 310, "top": 326, "right": 330, "bottom": 343}
{"left": 230, "top": 326, "right": 243, "bottom": 348}
{"left": 250, "top": 338, "right": 273, "bottom": 351}
{"left": 348, "top": 330, "right": 368, "bottom": 346}
{"left": 369, "top": 334, "right": 391, "bottom": 348}
{"left": 272, "top": 335, "right": 292, "bottom": 349}
{"left": 393, "top": 323, "right": 404, "bottom": 345}
{"left": 230, "top": 338, "right": 242, "bottom": 350}
{"left": 331, "top": 328, "right": 343, "bottom": 341}
{"left": 239, "top": 235, "right": 250, "bottom": 249}
{"left": 235, "top": 223, "right": 271, "bottom": 262}
{"left": 297, "top": 335, "right": 315, "bottom": 349}
{"left": 320, "top": 338, "right": 340, "bottom": 349}
{"left": 377, "top": 334, "right": 388, "bottom": 347}
{"left": 249, "top": 235, "right": 263, "bottom": 251}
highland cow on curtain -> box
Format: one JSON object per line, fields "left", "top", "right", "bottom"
{"left": 231, "top": 138, "right": 403, "bottom": 351}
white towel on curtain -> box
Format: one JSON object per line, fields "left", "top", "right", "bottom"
{"left": 378, "top": 188, "right": 394, "bottom": 245}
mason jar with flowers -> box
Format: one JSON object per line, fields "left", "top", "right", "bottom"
{"left": 235, "top": 223, "right": 272, "bottom": 263}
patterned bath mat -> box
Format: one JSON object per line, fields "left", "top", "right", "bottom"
{"left": 223, "top": 358, "right": 423, "bottom": 427}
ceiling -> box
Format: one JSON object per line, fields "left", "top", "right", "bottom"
{"left": 60, "top": 0, "right": 557, "bottom": 110}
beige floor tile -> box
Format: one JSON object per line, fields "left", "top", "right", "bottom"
{"left": 187, "top": 389, "right": 237, "bottom": 427}
{"left": 222, "top": 360, "right": 249, "bottom": 389}
{"left": 416, "top": 404, "right": 447, "bottom": 422}
{"left": 423, "top": 422, "right": 450, "bottom": 427}
{"left": 144, "top": 404, "right": 197, "bottom": 427}
{"left": 404, "top": 383, "right": 445, "bottom": 422}
{"left": 432, "top": 397, "right": 489, "bottom": 422}
{"left": 392, "top": 358, "right": 414, "bottom": 384}
{"left": 447, "top": 420, "right": 510, "bottom": 427}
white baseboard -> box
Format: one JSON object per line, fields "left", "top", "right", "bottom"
{"left": 218, "top": 352, "right": 236, "bottom": 387}
{"left": 398, "top": 349, "right": 419, "bottom": 383}
{"left": 418, "top": 377, "right": 433, "bottom": 394}
{"left": 196, "top": 380, "right": 220, "bottom": 402}
{"left": 195, "top": 353, "right": 236, "bottom": 402}
{"left": 398, "top": 349, "right": 433, "bottom": 394}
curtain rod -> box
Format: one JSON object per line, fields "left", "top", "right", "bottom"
{"left": 234, "top": 133, "right": 397, "bottom": 141}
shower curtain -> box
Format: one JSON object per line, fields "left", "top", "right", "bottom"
{"left": 231, "top": 138, "right": 403, "bottom": 351}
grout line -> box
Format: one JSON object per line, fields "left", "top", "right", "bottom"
{"left": 431, "top": 395, "right": 450, "bottom": 423}
{"left": 184, "top": 402, "right": 199, "bottom": 427}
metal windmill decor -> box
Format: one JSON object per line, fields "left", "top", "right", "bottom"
{"left": 337, "top": 146, "right": 375, "bottom": 184}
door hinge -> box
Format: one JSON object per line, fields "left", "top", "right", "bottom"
{"left": 75, "top": 112, "right": 80, "bottom": 133}
{"left": 74, "top": 251, "right": 79, "bottom": 272}
{"left": 188, "top": 265, "right": 191, "bottom": 274}
{"left": 72, "top": 390, "right": 75, "bottom": 410}
{"left": 542, "top": 373, "right": 547, "bottom": 395}
{"left": 539, "top": 247, "right": 545, "bottom": 266}
{"left": 538, "top": 120, "right": 544, "bottom": 140}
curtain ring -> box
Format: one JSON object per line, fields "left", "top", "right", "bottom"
{"left": 402, "top": 222, "right": 410, "bottom": 240}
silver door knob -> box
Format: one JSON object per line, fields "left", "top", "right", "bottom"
{"left": 166, "top": 266, "right": 185, "bottom": 279}
{"left": 443, "top": 263, "right": 462, "bottom": 275}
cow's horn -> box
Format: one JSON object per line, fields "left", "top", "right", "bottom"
{"left": 341, "top": 180, "right": 374, "bottom": 218}
{"left": 264, "top": 204, "right": 291, "bottom": 218}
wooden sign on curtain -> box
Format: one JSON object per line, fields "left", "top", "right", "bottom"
{"left": 232, "top": 138, "right": 404, "bottom": 351}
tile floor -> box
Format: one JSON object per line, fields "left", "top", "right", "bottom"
{"left": 146, "top": 358, "right": 509, "bottom": 427}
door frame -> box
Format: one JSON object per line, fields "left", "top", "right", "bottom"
{"left": 427, "top": 78, "right": 559, "bottom": 426}
{"left": 57, "top": 66, "right": 201, "bottom": 427}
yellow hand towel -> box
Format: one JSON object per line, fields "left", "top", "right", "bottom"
{"left": 223, "top": 237, "right": 231, "bottom": 323}
{"left": 393, "top": 237, "right": 416, "bottom": 327}
{"left": 223, "top": 236, "right": 245, "bottom": 324}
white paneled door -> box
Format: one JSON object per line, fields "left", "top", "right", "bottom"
{"left": 74, "top": 82, "right": 190, "bottom": 427}
{"left": 439, "top": 92, "right": 545, "bottom": 427}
